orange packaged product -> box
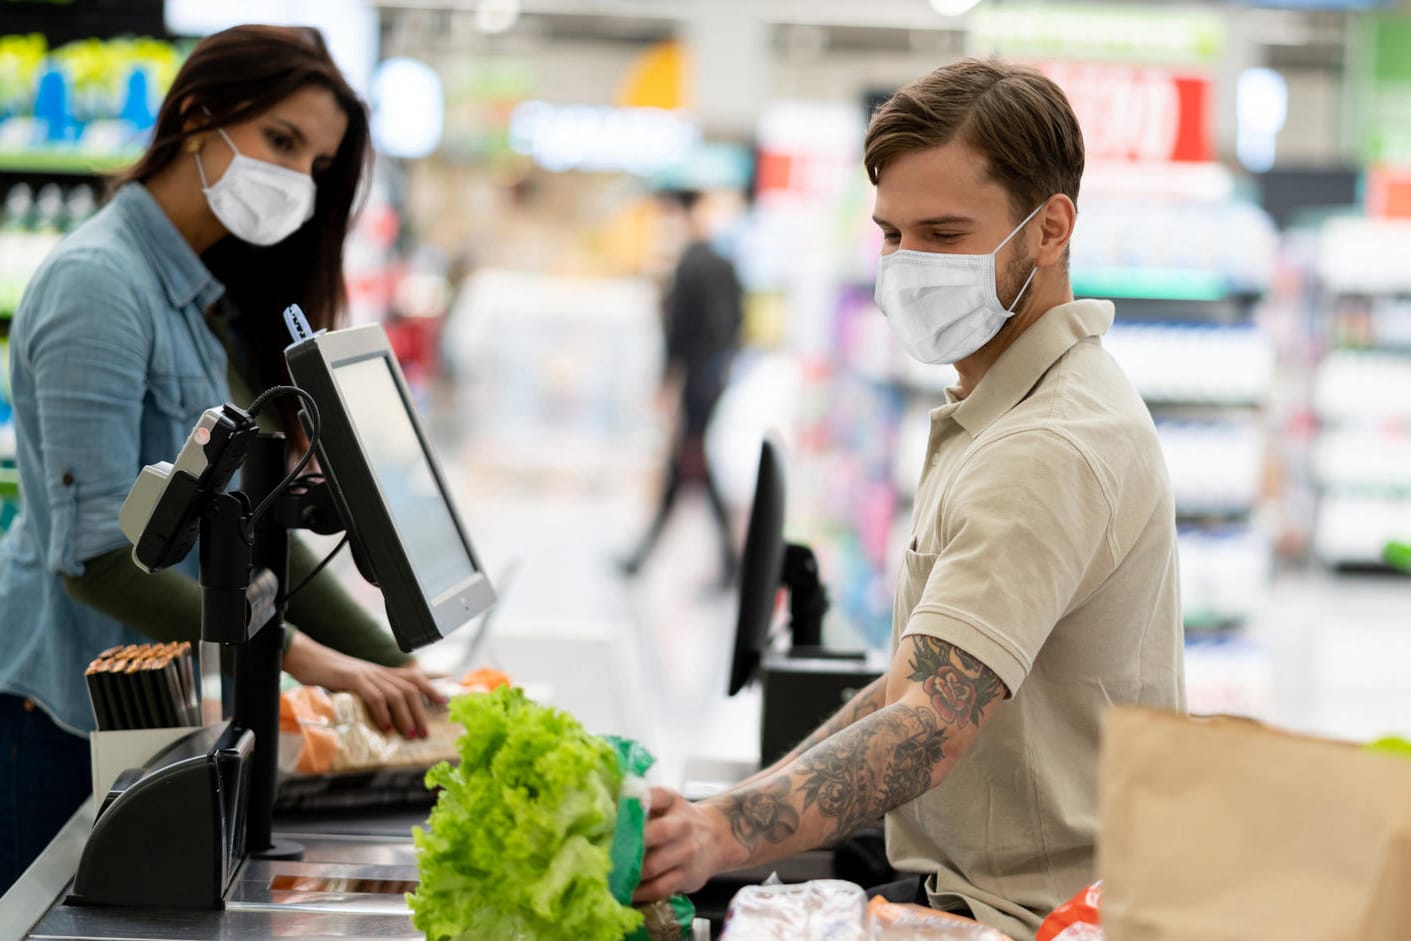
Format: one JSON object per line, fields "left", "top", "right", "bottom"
{"left": 1036, "top": 882, "right": 1102, "bottom": 941}
{"left": 460, "top": 668, "right": 511, "bottom": 692}
{"left": 866, "top": 896, "right": 1017, "bottom": 940}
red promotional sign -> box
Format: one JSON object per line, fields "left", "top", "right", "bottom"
{"left": 1040, "top": 63, "right": 1213, "bottom": 164}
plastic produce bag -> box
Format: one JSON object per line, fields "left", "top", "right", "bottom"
{"left": 604, "top": 735, "right": 696, "bottom": 941}
{"left": 722, "top": 879, "right": 868, "bottom": 940}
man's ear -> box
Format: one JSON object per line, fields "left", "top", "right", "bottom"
{"left": 1035, "top": 195, "right": 1077, "bottom": 267}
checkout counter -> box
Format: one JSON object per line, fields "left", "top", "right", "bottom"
{"left": 7, "top": 797, "right": 432, "bottom": 940}
{"left": 1, "top": 332, "right": 870, "bottom": 939}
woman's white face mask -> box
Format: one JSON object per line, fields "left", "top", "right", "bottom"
{"left": 195, "top": 128, "right": 316, "bottom": 246}
{"left": 874, "top": 202, "right": 1046, "bottom": 365}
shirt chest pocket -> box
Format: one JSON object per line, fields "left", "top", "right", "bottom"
{"left": 896, "top": 547, "right": 941, "bottom": 628}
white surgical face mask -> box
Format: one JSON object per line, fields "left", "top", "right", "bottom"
{"left": 874, "top": 202, "right": 1046, "bottom": 365}
{"left": 195, "top": 128, "right": 316, "bottom": 247}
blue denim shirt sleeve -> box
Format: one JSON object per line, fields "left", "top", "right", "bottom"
{"left": 22, "top": 249, "right": 152, "bottom": 575}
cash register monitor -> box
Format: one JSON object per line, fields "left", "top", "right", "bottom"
{"left": 285, "top": 324, "right": 495, "bottom": 651}
{"left": 728, "top": 437, "right": 788, "bottom": 695}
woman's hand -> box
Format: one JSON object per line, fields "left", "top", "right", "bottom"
{"left": 283, "top": 632, "right": 444, "bottom": 738}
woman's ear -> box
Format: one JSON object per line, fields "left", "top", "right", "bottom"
{"left": 178, "top": 94, "right": 210, "bottom": 136}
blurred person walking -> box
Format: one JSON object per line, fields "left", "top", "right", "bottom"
{"left": 619, "top": 190, "right": 742, "bottom": 588}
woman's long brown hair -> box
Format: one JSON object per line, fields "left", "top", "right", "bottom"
{"left": 114, "top": 25, "right": 371, "bottom": 442}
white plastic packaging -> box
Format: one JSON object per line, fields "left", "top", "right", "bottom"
{"left": 722, "top": 879, "right": 868, "bottom": 941}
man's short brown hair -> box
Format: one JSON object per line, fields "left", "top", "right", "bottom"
{"left": 864, "top": 58, "right": 1085, "bottom": 223}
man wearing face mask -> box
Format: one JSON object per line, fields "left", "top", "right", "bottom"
{"left": 634, "top": 59, "right": 1183, "bottom": 941}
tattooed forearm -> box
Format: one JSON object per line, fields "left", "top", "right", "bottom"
{"left": 708, "top": 641, "right": 1006, "bottom": 867}
{"left": 908, "top": 636, "right": 1007, "bottom": 729}
{"left": 792, "top": 675, "right": 885, "bottom": 755}
{"left": 712, "top": 777, "right": 801, "bottom": 853}
{"left": 796, "top": 705, "right": 944, "bottom": 836}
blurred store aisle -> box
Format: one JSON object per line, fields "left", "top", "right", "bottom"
{"left": 422, "top": 439, "right": 1411, "bottom": 772}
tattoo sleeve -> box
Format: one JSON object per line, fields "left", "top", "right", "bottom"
{"left": 795, "top": 704, "right": 945, "bottom": 836}
{"left": 907, "top": 635, "right": 1006, "bottom": 729}
{"left": 713, "top": 777, "right": 801, "bottom": 853}
{"left": 790, "top": 675, "right": 885, "bottom": 757}
{"left": 708, "top": 637, "right": 1007, "bottom": 863}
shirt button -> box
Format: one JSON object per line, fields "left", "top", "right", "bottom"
{"left": 62, "top": 472, "right": 75, "bottom": 486}
{"left": 22, "top": 698, "right": 35, "bottom": 712}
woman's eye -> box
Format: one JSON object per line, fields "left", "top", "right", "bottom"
{"left": 266, "top": 130, "right": 294, "bottom": 152}
{"left": 881, "top": 231, "right": 900, "bottom": 242}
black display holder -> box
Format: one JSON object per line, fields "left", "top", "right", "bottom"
{"left": 69, "top": 432, "right": 348, "bottom": 909}
{"left": 758, "top": 543, "right": 879, "bottom": 767}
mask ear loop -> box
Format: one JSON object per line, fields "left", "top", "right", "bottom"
{"left": 1006, "top": 265, "right": 1039, "bottom": 314}
{"left": 993, "top": 200, "right": 1048, "bottom": 313}
{"left": 192, "top": 105, "right": 240, "bottom": 190}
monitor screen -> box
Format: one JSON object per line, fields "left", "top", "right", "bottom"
{"left": 729, "top": 437, "right": 786, "bottom": 695}
{"left": 286, "top": 325, "right": 495, "bottom": 651}
{"left": 332, "top": 356, "right": 477, "bottom": 602}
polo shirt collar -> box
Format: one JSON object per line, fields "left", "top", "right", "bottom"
{"left": 111, "top": 183, "right": 225, "bottom": 311}
{"left": 944, "top": 299, "right": 1115, "bottom": 436}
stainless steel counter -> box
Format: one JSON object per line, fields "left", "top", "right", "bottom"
{"left": 10, "top": 805, "right": 431, "bottom": 941}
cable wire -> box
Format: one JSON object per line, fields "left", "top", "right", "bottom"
{"left": 244, "top": 385, "right": 321, "bottom": 527}
{"left": 284, "top": 533, "right": 349, "bottom": 603}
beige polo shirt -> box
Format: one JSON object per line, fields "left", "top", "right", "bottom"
{"left": 885, "top": 298, "right": 1185, "bottom": 941}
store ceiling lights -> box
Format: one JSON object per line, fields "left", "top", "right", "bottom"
{"left": 928, "top": 0, "right": 983, "bottom": 18}
{"left": 370, "top": 57, "right": 444, "bottom": 159}
{"left": 475, "top": 0, "right": 521, "bottom": 34}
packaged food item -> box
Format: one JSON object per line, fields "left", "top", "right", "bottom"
{"left": 1036, "top": 882, "right": 1103, "bottom": 941}
{"left": 278, "top": 684, "right": 461, "bottom": 775}
{"left": 460, "top": 667, "right": 512, "bottom": 692}
{"left": 866, "top": 896, "right": 1017, "bottom": 940}
{"left": 722, "top": 879, "right": 868, "bottom": 940}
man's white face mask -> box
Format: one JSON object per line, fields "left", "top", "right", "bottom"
{"left": 874, "top": 202, "right": 1046, "bottom": 365}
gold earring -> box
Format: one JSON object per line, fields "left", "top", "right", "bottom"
{"left": 184, "top": 137, "right": 203, "bottom": 153}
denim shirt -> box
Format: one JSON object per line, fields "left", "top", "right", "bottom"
{"left": 0, "top": 183, "right": 228, "bottom": 735}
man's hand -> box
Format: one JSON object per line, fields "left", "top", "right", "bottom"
{"left": 633, "top": 636, "right": 1008, "bottom": 897}
{"left": 633, "top": 787, "right": 743, "bottom": 902}
{"left": 282, "top": 632, "right": 444, "bottom": 738}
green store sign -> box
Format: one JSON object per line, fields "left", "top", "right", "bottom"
{"left": 1356, "top": 14, "right": 1411, "bottom": 166}
{"left": 968, "top": 4, "right": 1226, "bottom": 67}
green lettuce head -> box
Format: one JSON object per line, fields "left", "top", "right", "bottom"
{"left": 409, "top": 685, "right": 643, "bottom": 941}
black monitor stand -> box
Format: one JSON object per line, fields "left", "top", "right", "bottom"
{"left": 759, "top": 543, "right": 879, "bottom": 767}
{"left": 69, "top": 432, "right": 347, "bottom": 908}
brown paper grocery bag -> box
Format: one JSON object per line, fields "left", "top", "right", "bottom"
{"left": 1099, "top": 707, "right": 1411, "bottom": 941}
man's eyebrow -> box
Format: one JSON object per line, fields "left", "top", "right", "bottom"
{"left": 871, "top": 214, "right": 976, "bottom": 227}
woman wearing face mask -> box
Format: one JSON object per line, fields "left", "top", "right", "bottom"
{"left": 0, "top": 25, "right": 441, "bottom": 891}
